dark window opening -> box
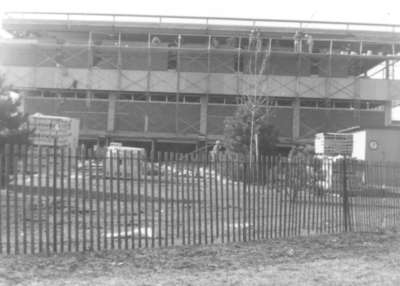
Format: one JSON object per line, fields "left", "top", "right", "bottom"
{"left": 94, "top": 93, "right": 109, "bottom": 99}
{"left": 368, "top": 101, "right": 385, "bottom": 110}
{"left": 150, "top": 94, "right": 167, "bottom": 102}
{"left": 133, "top": 93, "right": 146, "bottom": 101}
{"left": 118, "top": 94, "right": 132, "bottom": 100}
{"left": 301, "top": 100, "right": 317, "bottom": 107}
{"left": 185, "top": 95, "right": 200, "bottom": 103}
{"left": 77, "top": 92, "right": 87, "bottom": 99}
{"left": 167, "top": 94, "right": 177, "bottom": 102}
{"left": 177, "top": 95, "right": 185, "bottom": 102}
{"left": 310, "top": 58, "right": 319, "bottom": 75}
{"left": 276, "top": 99, "right": 292, "bottom": 106}
{"left": 334, "top": 101, "right": 352, "bottom": 109}
{"left": 224, "top": 96, "right": 238, "bottom": 105}
{"left": 26, "top": 90, "right": 42, "bottom": 97}
{"left": 360, "top": 102, "right": 369, "bottom": 109}
{"left": 209, "top": 95, "right": 225, "bottom": 104}
{"left": 168, "top": 54, "right": 177, "bottom": 69}
{"left": 43, "top": 91, "right": 57, "bottom": 98}
{"left": 167, "top": 41, "right": 178, "bottom": 70}
{"left": 233, "top": 55, "right": 244, "bottom": 72}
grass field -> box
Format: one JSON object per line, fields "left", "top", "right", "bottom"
{"left": 0, "top": 179, "right": 346, "bottom": 254}
{"left": 0, "top": 231, "right": 399, "bottom": 285}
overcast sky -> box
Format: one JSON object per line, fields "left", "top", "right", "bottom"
{"left": 1, "top": 0, "right": 400, "bottom": 24}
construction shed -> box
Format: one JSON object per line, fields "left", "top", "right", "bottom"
{"left": 352, "top": 128, "right": 400, "bottom": 162}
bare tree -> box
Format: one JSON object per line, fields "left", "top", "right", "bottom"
{"left": 224, "top": 30, "right": 278, "bottom": 164}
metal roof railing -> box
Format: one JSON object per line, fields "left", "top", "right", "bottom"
{"left": 3, "top": 11, "right": 400, "bottom": 33}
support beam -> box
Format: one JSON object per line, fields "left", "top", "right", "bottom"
{"left": 87, "top": 31, "right": 93, "bottom": 96}
{"left": 196, "top": 140, "right": 207, "bottom": 157}
{"left": 144, "top": 114, "right": 149, "bottom": 132}
{"left": 175, "top": 34, "right": 182, "bottom": 133}
{"left": 33, "top": 46, "right": 38, "bottom": 87}
{"left": 146, "top": 32, "right": 151, "bottom": 98}
{"left": 85, "top": 32, "right": 93, "bottom": 130}
{"left": 200, "top": 94, "right": 208, "bottom": 136}
{"left": 325, "top": 40, "right": 333, "bottom": 100}
{"left": 385, "top": 60, "right": 390, "bottom": 79}
{"left": 384, "top": 100, "right": 392, "bottom": 126}
{"left": 107, "top": 93, "right": 117, "bottom": 132}
{"left": 200, "top": 35, "right": 211, "bottom": 139}
{"left": 106, "top": 32, "right": 121, "bottom": 133}
{"left": 292, "top": 98, "right": 300, "bottom": 140}
{"left": 385, "top": 57, "right": 393, "bottom": 126}
{"left": 236, "top": 37, "right": 242, "bottom": 95}
{"left": 117, "top": 32, "right": 122, "bottom": 90}
{"left": 150, "top": 139, "right": 156, "bottom": 160}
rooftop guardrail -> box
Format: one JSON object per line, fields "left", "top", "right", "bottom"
{"left": 3, "top": 12, "right": 400, "bottom": 33}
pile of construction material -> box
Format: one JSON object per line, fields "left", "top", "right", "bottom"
{"left": 27, "top": 113, "right": 80, "bottom": 170}
{"left": 315, "top": 132, "right": 353, "bottom": 156}
{"left": 104, "top": 143, "right": 146, "bottom": 179}
{"left": 29, "top": 113, "right": 79, "bottom": 148}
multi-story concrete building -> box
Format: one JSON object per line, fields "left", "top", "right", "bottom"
{"left": 1, "top": 12, "right": 399, "bottom": 153}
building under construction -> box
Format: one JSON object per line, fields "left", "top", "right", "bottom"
{"left": 1, "top": 12, "right": 399, "bottom": 153}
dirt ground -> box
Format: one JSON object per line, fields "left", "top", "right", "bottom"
{"left": 0, "top": 231, "right": 399, "bottom": 285}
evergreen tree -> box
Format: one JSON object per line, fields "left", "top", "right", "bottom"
{"left": 0, "top": 75, "right": 30, "bottom": 146}
{"left": 0, "top": 75, "right": 31, "bottom": 187}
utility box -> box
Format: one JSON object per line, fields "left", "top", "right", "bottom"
{"left": 352, "top": 128, "right": 400, "bottom": 162}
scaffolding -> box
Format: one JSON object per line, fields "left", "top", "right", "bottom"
{"left": 1, "top": 12, "right": 400, "bottom": 148}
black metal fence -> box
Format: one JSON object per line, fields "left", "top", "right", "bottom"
{"left": 0, "top": 144, "right": 400, "bottom": 255}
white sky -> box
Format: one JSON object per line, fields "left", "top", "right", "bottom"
{"left": 1, "top": 0, "right": 400, "bottom": 38}
{"left": 1, "top": 0, "right": 400, "bottom": 25}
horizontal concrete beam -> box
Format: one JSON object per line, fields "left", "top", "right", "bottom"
{"left": 2, "top": 66, "right": 399, "bottom": 100}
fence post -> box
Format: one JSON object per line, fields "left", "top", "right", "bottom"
{"left": 53, "top": 141, "right": 58, "bottom": 253}
{"left": 342, "top": 157, "right": 349, "bottom": 232}
{"left": 243, "top": 161, "right": 247, "bottom": 242}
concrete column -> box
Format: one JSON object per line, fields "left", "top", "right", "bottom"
{"left": 175, "top": 35, "right": 182, "bottom": 133}
{"left": 85, "top": 90, "right": 93, "bottom": 108}
{"left": 117, "top": 32, "right": 122, "bottom": 91}
{"left": 144, "top": 114, "right": 149, "bottom": 132}
{"left": 146, "top": 33, "right": 151, "bottom": 98}
{"left": 107, "top": 93, "right": 117, "bottom": 132}
{"left": 384, "top": 100, "right": 392, "bottom": 126}
{"left": 105, "top": 136, "right": 111, "bottom": 146}
{"left": 292, "top": 98, "right": 300, "bottom": 140}
{"left": 87, "top": 31, "right": 93, "bottom": 96}
{"left": 196, "top": 140, "right": 207, "bottom": 158}
{"left": 385, "top": 60, "right": 390, "bottom": 80}
{"left": 200, "top": 94, "right": 208, "bottom": 136}
{"left": 150, "top": 139, "right": 156, "bottom": 160}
